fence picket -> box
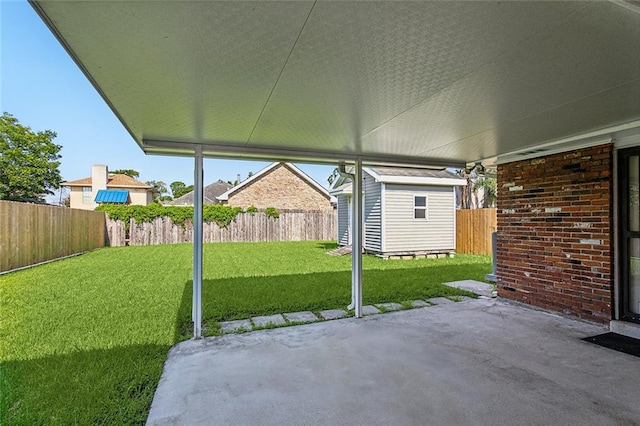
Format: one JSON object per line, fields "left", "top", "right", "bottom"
{"left": 455, "top": 208, "right": 497, "bottom": 255}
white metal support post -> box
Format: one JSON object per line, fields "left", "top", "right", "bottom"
{"left": 192, "top": 146, "right": 203, "bottom": 339}
{"left": 352, "top": 160, "right": 363, "bottom": 317}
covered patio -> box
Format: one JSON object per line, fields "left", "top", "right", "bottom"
{"left": 29, "top": 3, "right": 640, "bottom": 422}
{"left": 146, "top": 298, "right": 640, "bottom": 425}
{"left": 30, "top": 0, "right": 640, "bottom": 338}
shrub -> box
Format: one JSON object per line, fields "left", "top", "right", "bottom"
{"left": 265, "top": 207, "right": 280, "bottom": 219}
{"left": 96, "top": 204, "right": 247, "bottom": 229}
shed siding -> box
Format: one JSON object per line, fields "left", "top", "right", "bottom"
{"left": 337, "top": 195, "right": 350, "bottom": 246}
{"left": 384, "top": 185, "right": 455, "bottom": 252}
{"left": 363, "top": 172, "right": 382, "bottom": 252}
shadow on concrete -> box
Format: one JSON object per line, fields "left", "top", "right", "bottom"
{"left": 174, "top": 262, "right": 485, "bottom": 337}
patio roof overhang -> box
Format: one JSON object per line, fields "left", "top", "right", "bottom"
{"left": 30, "top": 0, "right": 640, "bottom": 168}
{"left": 30, "top": 0, "right": 640, "bottom": 339}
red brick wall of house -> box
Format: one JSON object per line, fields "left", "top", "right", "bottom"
{"left": 496, "top": 143, "right": 613, "bottom": 323}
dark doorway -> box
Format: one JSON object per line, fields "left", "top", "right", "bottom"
{"left": 618, "top": 148, "right": 640, "bottom": 323}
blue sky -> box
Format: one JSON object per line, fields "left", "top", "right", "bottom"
{"left": 1, "top": 1, "right": 335, "bottom": 201}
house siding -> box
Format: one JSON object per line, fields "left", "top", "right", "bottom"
{"left": 363, "top": 172, "right": 382, "bottom": 253}
{"left": 226, "top": 164, "right": 332, "bottom": 211}
{"left": 496, "top": 143, "right": 613, "bottom": 324}
{"left": 383, "top": 184, "right": 456, "bottom": 253}
{"left": 337, "top": 195, "right": 350, "bottom": 246}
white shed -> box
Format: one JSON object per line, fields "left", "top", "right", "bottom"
{"left": 330, "top": 167, "right": 466, "bottom": 258}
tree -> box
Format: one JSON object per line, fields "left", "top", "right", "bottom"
{"left": 111, "top": 169, "right": 140, "bottom": 178}
{"left": 145, "top": 180, "right": 170, "bottom": 202}
{"left": 0, "top": 113, "right": 62, "bottom": 202}
{"left": 170, "top": 181, "right": 194, "bottom": 199}
{"left": 473, "top": 177, "right": 497, "bottom": 208}
{"left": 456, "top": 168, "right": 474, "bottom": 209}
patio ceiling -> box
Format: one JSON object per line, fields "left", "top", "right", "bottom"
{"left": 31, "top": 1, "right": 640, "bottom": 167}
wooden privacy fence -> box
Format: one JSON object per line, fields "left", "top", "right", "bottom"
{"left": 107, "top": 209, "right": 337, "bottom": 246}
{"left": 0, "top": 200, "right": 107, "bottom": 273}
{"left": 456, "top": 208, "right": 497, "bottom": 255}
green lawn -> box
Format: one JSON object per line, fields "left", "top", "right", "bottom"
{"left": 0, "top": 241, "right": 491, "bottom": 424}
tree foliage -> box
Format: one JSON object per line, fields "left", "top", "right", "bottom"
{"left": 473, "top": 177, "right": 497, "bottom": 208}
{"left": 456, "top": 168, "right": 497, "bottom": 209}
{"left": 0, "top": 113, "right": 62, "bottom": 202}
{"left": 96, "top": 204, "right": 282, "bottom": 230}
{"left": 96, "top": 204, "right": 246, "bottom": 228}
{"left": 145, "top": 180, "right": 169, "bottom": 201}
{"left": 170, "top": 181, "right": 194, "bottom": 199}
{"left": 111, "top": 169, "right": 140, "bottom": 178}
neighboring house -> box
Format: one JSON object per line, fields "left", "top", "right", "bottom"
{"left": 63, "top": 164, "right": 155, "bottom": 210}
{"left": 171, "top": 180, "right": 233, "bottom": 206}
{"left": 330, "top": 167, "right": 466, "bottom": 258}
{"left": 217, "top": 162, "right": 333, "bottom": 211}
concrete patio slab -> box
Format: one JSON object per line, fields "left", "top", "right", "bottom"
{"left": 443, "top": 279, "right": 495, "bottom": 297}
{"left": 147, "top": 300, "right": 640, "bottom": 425}
{"left": 411, "top": 300, "right": 430, "bottom": 308}
{"left": 362, "top": 305, "right": 381, "bottom": 315}
{"left": 284, "top": 311, "right": 319, "bottom": 324}
{"left": 427, "top": 296, "right": 455, "bottom": 305}
{"left": 251, "top": 314, "right": 286, "bottom": 328}
{"left": 375, "top": 302, "right": 403, "bottom": 312}
{"left": 219, "top": 319, "right": 252, "bottom": 334}
{"left": 319, "top": 309, "right": 349, "bottom": 320}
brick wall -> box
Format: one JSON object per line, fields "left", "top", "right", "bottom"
{"left": 227, "top": 163, "right": 333, "bottom": 211}
{"left": 496, "top": 143, "right": 613, "bottom": 323}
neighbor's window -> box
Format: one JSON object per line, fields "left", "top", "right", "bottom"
{"left": 414, "top": 195, "right": 428, "bottom": 219}
{"left": 82, "top": 187, "right": 92, "bottom": 203}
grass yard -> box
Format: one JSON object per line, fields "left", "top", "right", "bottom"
{"left": 0, "top": 241, "right": 490, "bottom": 424}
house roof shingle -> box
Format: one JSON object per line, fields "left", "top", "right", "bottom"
{"left": 63, "top": 174, "right": 152, "bottom": 188}
{"left": 171, "top": 180, "right": 233, "bottom": 206}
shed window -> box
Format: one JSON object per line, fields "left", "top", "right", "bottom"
{"left": 414, "top": 195, "right": 428, "bottom": 219}
{"left": 82, "top": 187, "right": 92, "bottom": 203}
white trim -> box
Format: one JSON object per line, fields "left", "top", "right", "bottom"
{"left": 216, "top": 162, "right": 331, "bottom": 201}
{"left": 413, "top": 194, "right": 429, "bottom": 221}
{"left": 614, "top": 134, "right": 640, "bottom": 150}
{"left": 379, "top": 176, "right": 466, "bottom": 186}
{"left": 339, "top": 175, "right": 464, "bottom": 188}
{"left": 452, "top": 187, "right": 457, "bottom": 252}
{"left": 329, "top": 183, "right": 352, "bottom": 196}
{"left": 363, "top": 167, "right": 465, "bottom": 186}
{"left": 380, "top": 182, "right": 386, "bottom": 254}
{"left": 495, "top": 120, "right": 640, "bottom": 165}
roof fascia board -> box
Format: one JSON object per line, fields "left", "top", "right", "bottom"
{"left": 329, "top": 184, "right": 353, "bottom": 196}
{"left": 495, "top": 120, "right": 640, "bottom": 165}
{"left": 142, "top": 139, "right": 464, "bottom": 169}
{"left": 376, "top": 176, "right": 467, "bottom": 186}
